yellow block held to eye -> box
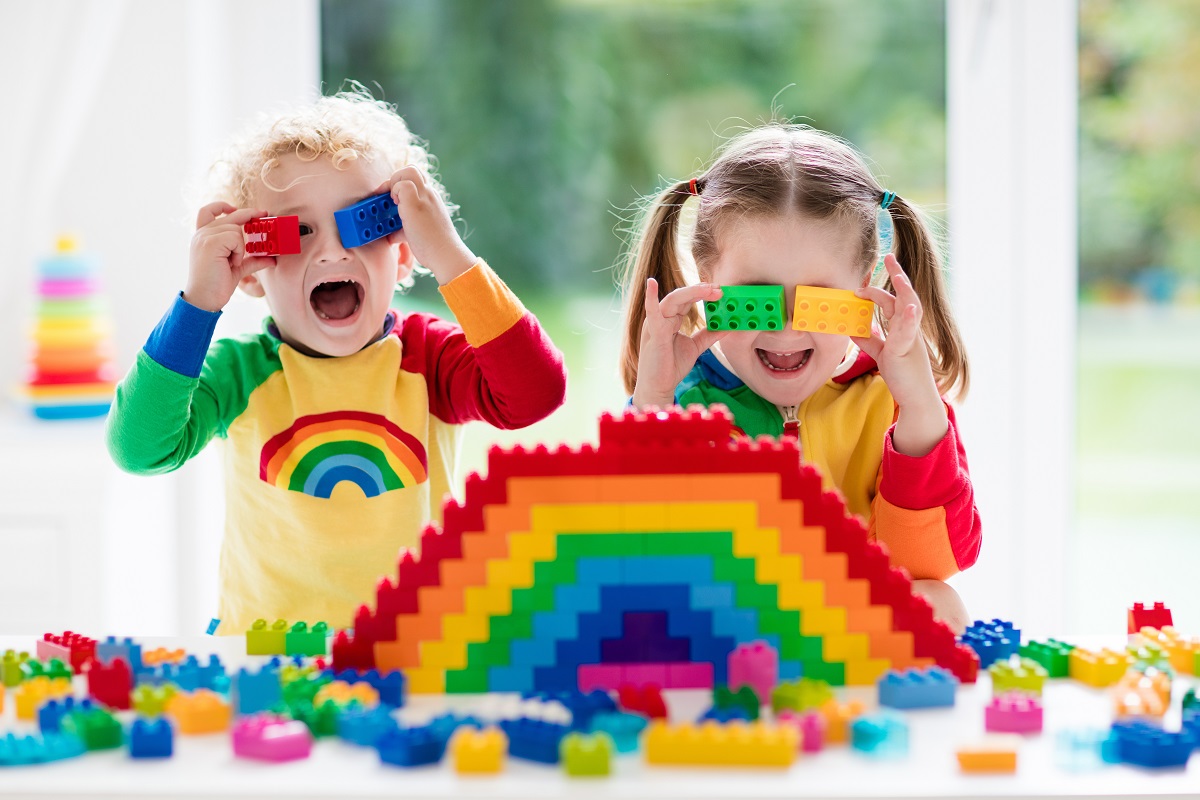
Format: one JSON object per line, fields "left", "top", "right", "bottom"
{"left": 792, "top": 287, "right": 874, "bottom": 338}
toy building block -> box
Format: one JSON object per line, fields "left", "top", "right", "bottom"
{"left": 1126, "top": 641, "right": 1173, "bottom": 675}
{"left": 704, "top": 286, "right": 787, "bottom": 332}
{"left": 1055, "top": 728, "right": 1119, "bottom": 772}
{"left": 166, "top": 689, "right": 232, "bottom": 734}
{"left": 617, "top": 683, "right": 667, "bottom": 719}
{"left": 288, "top": 698, "right": 341, "bottom": 738}
{"left": 776, "top": 710, "right": 826, "bottom": 753}
{"left": 244, "top": 215, "right": 301, "bottom": 257}
{"left": 877, "top": 666, "right": 957, "bottom": 709}
{"left": 86, "top": 657, "right": 133, "bottom": 710}
{"left": 561, "top": 731, "right": 613, "bottom": 777}
{"left": 588, "top": 710, "right": 647, "bottom": 753}
{"left": 791, "top": 286, "right": 873, "bottom": 337}
{"left": 334, "top": 191, "right": 402, "bottom": 249}
{"left": 727, "top": 640, "right": 778, "bottom": 705}
{"left": 2, "top": 650, "right": 30, "bottom": 687}
{"left": 713, "top": 683, "right": 761, "bottom": 720}
{"left": 37, "top": 632, "right": 97, "bottom": 674}
{"left": 0, "top": 732, "right": 85, "bottom": 767}
{"left": 771, "top": 678, "right": 833, "bottom": 714}
{"left": 1184, "top": 687, "right": 1200, "bottom": 713}
{"left": 1111, "top": 669, "right": 1170, "bottom": 719}
{"left": 21, "top": 657, "right": 72, "bottom": 682}
{"left": 247, "top": 619, "right": 290, "bottom": 655}
{"left": 14, "top": 676, "right": 72, "bottom": 720}
{"left": 645, "top": 720, "right": 798, "bottom": 767}
{"left": 1068, "top": 647, "right": 1130, "bottom": 688}
{"left": 1109, "top": 720, "right": 1194, "bottom": 769}
{"left": 232, "top": 714, "right": 313, "bottom": 762}
{"left": 850, "top": 712, "right": 908, "bottom": 758}
{"left": 39, "top": 697, "right": 95, "bottom": 734}
{"left": 0, "top": 683, "right": 4, "bottom": 714}
{"left": 1127, "top": 602, "right": 1172, "bottom": 634}
{"left": 206, "top": 618, "right": 220, "bottom": 635}
{"left": 960, "top": 620, "right": 1020, "bottom": 668}
{"left": 985, "top": 692, "right": 1043, "bottom": 734}
{"left": 1020, "top": 639, "right": 1074, "bottom": 678}
{"left": 132, "top": 684, "right": 178, "bottom": 717}
{"left": 338, "top": 705, "right": 395, "bottom": 747}
{"left": 1133, "top": 626, "right": 1200, "bottom": 675}
{"left": 501, "top": 718, "right": 570, "bottom": 764}
{"left": 819, "top": 698, "right": 865, "bottom": 745}
{"left": 141, "top": 647, "right": 186, "bottom": 667}
{"left": 377, "top": 724, "right": 447, "bottom": 768}
{"left": 314, "top": 679, "right": 378, "bottom": 709}
{"left": 988, "top": 657, "right": 1047, "bottom": 696}
{"left": 700, "top": 706, "right": 750, "bottom": 723}
{"left": 129, "top": 717, "right": 174, "bottom": 759}
{"left": 450, "top": 726, "right": 507, "bottom": 774}
{"left": 286, "top": 621, "right": 329, "bottom": 657}
{"left": 522, "top": 688, "right": 615, "bottom": 730}
{"left": 95, "top": 637, "right": 142, "bottom": 672}
{"left": 957, "top": 737, "right": 1020, "bottom": 773}
{"left": 60, "top": 706, "right": 124, "bottom": 751}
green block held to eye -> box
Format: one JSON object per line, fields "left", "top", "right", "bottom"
{"left": 704, "top": 285, "right": 786, "bottom": 332}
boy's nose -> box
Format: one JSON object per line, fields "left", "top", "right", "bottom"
{"left": 311, "top": 228, "right": 351, "bottom": 262}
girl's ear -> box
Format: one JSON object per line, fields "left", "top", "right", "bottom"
{"left": 395, "top": 240, "right": 415, "bottom": 284}
{"left": 239, "top": 272, "right": 266, "bottom": 298}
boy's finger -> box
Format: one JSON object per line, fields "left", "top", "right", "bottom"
{"left": 238, "top": 255, "right": 277, "bottom": 278}
{"left": 195, "top": 202, "right": 237, "bottom": 229}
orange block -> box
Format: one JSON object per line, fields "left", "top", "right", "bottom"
{"left": 957, "top": 739, "right": 1019, "bottom": 773}
{"left": 819, "top": 698, "right": 865, "bottom": 744}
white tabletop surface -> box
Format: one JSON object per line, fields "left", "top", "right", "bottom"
{"left": 0, "top": 635, "right": 1197, "bottom": 800}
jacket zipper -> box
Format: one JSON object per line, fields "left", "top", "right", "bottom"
{"left": 780, "top": 404, "right": 801, "bottom": 446}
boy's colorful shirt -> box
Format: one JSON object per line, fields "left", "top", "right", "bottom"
{"left": 107, "top": 262, "right": 566, "bottom": 634}
{"left": 675, "top": 349, "right": 980, "bottom": 581}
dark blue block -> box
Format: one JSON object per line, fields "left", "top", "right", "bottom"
{"left": 376, "top": 725, "right": 445, "bottom": 768}
{"left": 129, "top": 718, "right": 173, "bottom": 759}
{"left": 501, "top": 719, "right": 569, "bottom": 764}
{"left": 532, "top": 665, "right": 578, "bottom": 692}
{"left": 338, "top": 706, "right": 394, "bottom": 747}
{"left": 334, "top": 192, "right": 402, "bottom": 248}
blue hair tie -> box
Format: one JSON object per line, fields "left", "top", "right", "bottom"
{"left": 874, "top": 192, "right": 896, "bottom": 277}
{"left": 880, "top": 191, "right": 896, "bottom": 210}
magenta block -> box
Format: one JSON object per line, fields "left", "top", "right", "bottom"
{"left": 622, "top": 663, "right": 670, "bottom": 687}
{"left": 666, "top": 662, "right": 714, "bottom": 689}
{"left": 777, "top": 710, "right": 825, "bottom": 753}
{"left": 38, "top": 278, "right": 99, "bottom": 298}
{"left": 985, "top": 692, "right": 1043, "bottom": 734}
{"left": 232, "top": 714, "right": 313, "bottom": 762}
{"left": 578, "top": 664, "right": 625, "bottom": 693}
{"left": 728, "top": 640, "right": 779, "bottom": 700}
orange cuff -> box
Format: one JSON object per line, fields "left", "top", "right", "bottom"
{"left": 438, "top": 260, "right": 527, "bottom": 347}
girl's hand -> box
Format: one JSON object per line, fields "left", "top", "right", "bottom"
{"left": 184, "top": 203, "right": 275, "bottom": 313}
{"left": 854, "top": 254, "right": 948, "bottom": 456}
{"left": 379, "top": 166, "right": 477, "bottom": 284}
{"left": 631, "top": 278, "right": 727, "bottom": 408}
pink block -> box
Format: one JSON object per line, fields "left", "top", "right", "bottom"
{"left": 777, "top": 710, "right": 825, "bottom": 753}
{"left": 666, "top": 662, "right": 714, "bottom": 689}
{"left": 578, "top": 664, "right": 625, "bottom": 693}
{"left": 232, "top": 714, "right": 313, "bottom": 762}
{"left": 985, "top": 692, "right": 1043, "bottom": 734}
{"left": 38, "top": 278, "right": 98, "bottom": 298}
{"left": 728, "top": 640, "right": 779, "bottom": 700}
{"left": 622, "top": 663, "right": 670, "bottom": 686}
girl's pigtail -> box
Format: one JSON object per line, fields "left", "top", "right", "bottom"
{"left": 886, "top": 196, "right": 970, "bottom": 399}
{"left": 619, "top": 179, "right": 701, "bottom": 394}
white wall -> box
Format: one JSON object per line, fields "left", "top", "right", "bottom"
{"left": 0, "top": 0, "right": 319, "bottom": 634}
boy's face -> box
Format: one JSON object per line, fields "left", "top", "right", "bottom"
{"left": 240, "top": 153, "right": 412, "bottom": 357}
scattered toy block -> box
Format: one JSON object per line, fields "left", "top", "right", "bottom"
{"left": 0, "top": 732, "right": 85, "bottom": 766}
{"left": 1, "top": 650, "right": 30, "bottom": 687}
{"left": 561, "top": 731, "right": 613, "bottom": 776}
{"left": 877, "top": 666, "right": 957, "bottom": 709}
{"left": 713, "top": 683, "right": 760, "bottom": 720}
{"left": 334, "top": 191, "right": 402, "bottom": 249}
{"left": 501, "top": 718, "right": 569, "bottom": 764}
{"left": 313, "top": 680, "right": 378, "bottom": 709}
{"left": 704, "top": 285, "right": 787, "bottom": 332}
{"left": 376, "top": 724, "right": 446, "bottom": 768}
{"left": 232, "top": 714, "right": 313, "bottom": 762}
{"left": 244, "top": 215, "right": 301, "bottom": 257}
{"left": 166, "top": 689, "right": 232, "bottom": 734}
{"left": 1112, "top": 669, "right": 1170, "bottom": 719}
{"left": 286, "top": 622, "right": 329, "bottom": 657}
{"left": 1019, "top": 639, "right": 1074, "bottom": 678}
{"left": 131, "top": 684, "right": 178, "bottom": 717}
{"left": 95, "top": 637, "right": 142, "bottom": 672}
{"left": 988, "top": 658, "right": 1047, "bottom": 696}
{"left": 450, "top": 726, "right": 507, "bottom": 774}
{"left": 337, "top": 705, "right": 394, "bottom": 747}
{"left": 60, "top": 706, "right": 123, "bottom": 751}
{"left": 39, "top": 697, "right": 95, "bottom": 734}
{"left": 985, "top": 692, "right": 1043, "bottom": 734}
{"left": 86, "top": 657, "right": 133, "bottom": 710}
{"left": 960, "top": 620, "right": 1020, "bottom": 668}
{"left": 645, "top": 720, "right": 798, "bottom": 767}
{"left": 1127, "top": 603, "right": 1172, "bottom": 635}
{"left": 129, "top": 717, "right": 174, "bottom": 758}
{"left": 588, "top": 710, "right": 647, "bottom": 753}
{"left": 1133, "top": 627, "right": 1200, "bottom": 675}
{"left": 14, "top": 677, "right": 72, "bottom": 721}
{"left": 37, "top": 632, "right": 97, "bottom": 674}
{"left": 1068, "top": 647, "right": 1130, "bottom": 688}
{"left": 247, "top": 619, "right": 289, "bottom": 655}
{"left": 819, "top": 698, "right": 865, "bottom": 745}
{"left": 617, "top": 683, "right": 667, "bottom": 719}
{"left": 141, "top": 647, "right": 186, "bottom": 667}
{"left": 850, "top": 712, "right": 908, "bottom": 758}
{"left": 776, "top": 709, "right": 826, "bottom": 752}
{"left": 957, "top": 737, "right": 1020, "bottom": 773}
{"left": 1109, "top": 720, "right": 1194, "bottom": 768}
{"left": 771, "top": 678, "right": 833, "bottom": 714}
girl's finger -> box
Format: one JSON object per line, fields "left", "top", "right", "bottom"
{"left": 855, "top": 286, "right": 896, "bottom": 319}
{"left": 884, "top": 254, "right": 920, "bottom": 306}
{"left": 851, "top": 331, "right": 884, "bottom": 361}
{"left": 886, "top": 304, "right": 920, "bottom": 355}
{"left": 658, "top": 282, "right": 722, "bottom": 318}
{"left": 689, "top": 327, "right": 729, "bottom": 354}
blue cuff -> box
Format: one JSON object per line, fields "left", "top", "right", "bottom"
{"left": 143, "top": 293, "right": 221, "bottom": 378}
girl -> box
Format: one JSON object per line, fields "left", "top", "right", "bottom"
{"left": 620, "top": 124, "right": 978, "bottom": 633}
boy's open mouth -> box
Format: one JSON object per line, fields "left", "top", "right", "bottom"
{"left": 757, "top": 348, "right": 812, "bottom": 372}
{"left": 310, "top": 280, "right": 364, "bottom": 321}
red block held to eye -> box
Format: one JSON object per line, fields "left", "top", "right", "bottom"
{"left": 244, "top": 215, "right": 301, "bottom": 257}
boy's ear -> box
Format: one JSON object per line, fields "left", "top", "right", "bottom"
{"left": 396, "top": 241, "right": 415, "bottom": 284}
{"left": 239, "top": 272, "right": 266, "bottom": 298}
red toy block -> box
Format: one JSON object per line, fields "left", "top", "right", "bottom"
{"left": 1128, "top": 603, "right": 1173, "bottom": 634}
{"left": 86, "top": 657, "right": 132, "bottom": 710}
{"left": 243, "top": 215, "right": 300, "bottom": 257}
{"left": 617, "top": 683, "right": 667, "bottom": 719}
{"left": 37, "top": 632, "right": 97, "bottom": 674}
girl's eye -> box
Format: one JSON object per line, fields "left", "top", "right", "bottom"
{"left": 298, "top": 224, "right": 314, "bottom": 235}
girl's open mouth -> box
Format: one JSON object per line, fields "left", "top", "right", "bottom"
{"left": 757, "top": 348, "right": 812, "bottom": 372}
{"left": 310, "top": 280, "right": 364, "bottom": 322}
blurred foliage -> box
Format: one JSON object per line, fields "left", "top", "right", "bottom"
{"left": 321, "top": 0, "right": 945, "bottom": 298}
{"left": 1080, "top": 0, "right": 1200, "bottom": 292}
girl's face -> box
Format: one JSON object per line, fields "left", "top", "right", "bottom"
{"left": 703, "top": 213, "right": 867, "bottom": 408}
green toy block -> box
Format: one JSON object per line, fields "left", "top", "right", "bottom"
{"left": 1020, "top": 639, "right": 1075, "bottom": 678}
{"left": 285, "top": 622, "right": 329, "bottom": 657}
{"left": 21, "top": 658, "right": 71, "bottom": 682}
{"left": 246, "top": 619, "right": 289, "bottom": 655}
{"left": 562, "top": 731, "right": 613, "bottom": 777}
{"left": 771, "top": 678, "right": 834, "bottom": 714}
{"left": 281, "top": 672, "right": 332, "bottom": 705}
{"left": 713, "top": 684, "right": 760, "bottom": 720}
{"left": 61, "top": 707, "right": 123, "bottom": 751}
{"left": 132, "top": 684, "right": 178, "bottom": 716}
{"left": 1183, "top": 687, "right": 1199, "bottom": 712}
{"left": 989, "top": 657, "right": 1048, "bottom": 695}
{"left": 287, "top": 699, "right": 339, "bottom": 738}
{"left": 704, "top": 285, "right": 787, "bottom": 332}
{"left": 2, "top": 650, "right": 30, "bottom": 687}
{"left": 445, "top": 669, "right": 490, "bottom": 693}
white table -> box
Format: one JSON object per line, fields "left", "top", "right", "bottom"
{"left": 0, "top": 636, "right": 1196, "bottom": 799}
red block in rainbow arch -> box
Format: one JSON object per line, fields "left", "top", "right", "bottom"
{"left": 331, "top": 406, "right": 979, "bottom": 692}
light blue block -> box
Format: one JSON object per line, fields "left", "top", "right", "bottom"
{"left": 691, "top": 584, "right": 736, "bottom": 609}
{"left": 575, "top": 558, "right": 623, "bottom": 585}
{"left": 489, "top": 666, "right": 535, "bottom": 693}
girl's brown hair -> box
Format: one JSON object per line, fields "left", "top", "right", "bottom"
{"left": 619, "top": 124, "right": 969, "bottom": 398}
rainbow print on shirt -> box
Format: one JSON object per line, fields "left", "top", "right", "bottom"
{"left": 259, "top": 411, "right": 428, "bottom": 498}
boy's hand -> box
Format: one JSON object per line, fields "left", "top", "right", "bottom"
{"left": 631, "top": 278, "right": 727, "bottom": 408}
{"left": 379, "top": 166, "right": 477, "bottom": 285}
{"left": 853, "top": 254, "right": 948, "bottom": 456}
{"left": 184, "top": 203, "right": 275, "bottom": 313}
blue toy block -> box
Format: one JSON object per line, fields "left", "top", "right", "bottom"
{"left": 427, "top": 713, "right": 484, "bottom": 742}
{"left": 334, "top": 191, "right": 402, "bottom": 249}
{"left": 501, "top": 718, "right": 570, "bottom": 764}
{"left": 588, "top": 711, "right": 647, "bottom": 754}
{"left": 850, "top": 712, "right": 909, "bottom": 758}
{"left": 555, "top": 584, "right": 602, "bottom": 614}
{"left": 1054, "top": 728, "right": 1121, "bottom": 772}
{"left": 710, "top": 608, "right": 759, "bottom": 641}
{"left": 877, "top": 667, "right": 958, "bottom": 709}
{"left": 96, "top": 637, "right": 142, "bottom": 672}
{"left": 39, "top": 697, "right": 96, "bottom": 734}
{"left": 532, "top": 665, "right": 579, "bottom": 692}
{"left": 778, "top": 660, "right": 803, "bottom": 681}
{"left": 0, "top": 732, "right": 86, "bottom": 766}
{"left": 205, "top": 618, "right": 220, "bottom": 635}
{"left": 1110, "top": 721, "right": 1195, "bottom": 769}
{"left": 129, "top": 718, "right": 174, "bottom": 759}
{"left": 376, "top": 724, "right": 445, "bottom": 768}
{"left": 231, "top": 665, "right": 282, "bottom": 715}
{"left": 622, "top": 556, "right": 713, "bottom": 584}
{"left": 511, "top": 638, "right": 557, "bottom": 668}
{"left": 338, "top": 705, "right": 394, "bottom": 747}
{"left": 364, "top": 669, "right": 405, "bottom": 708}
{"left": 699, "top": 706, "right": 750, "bottom": 723}
{"left": 691, "top": 584, "right": 736, "bottom": 609}
{"left": 533, "top": 611, "right": 579, "bottom": 640}
{"left": 555, "top": 639, "right": 601, "bottom": 666}
{"left": 574, "top": 558, "right": 623, "bottom": 586}
{"left": 960, "top": 620, "right": 1021, "bottom": 668}
{"left": 666, "top": 607, "right": 715, "bottom": 639}
{"left": 489, "top": 666, "right": 536, "bottom": 693}
{"left": 523, "top": 689, "right": 616, "bottom": 730}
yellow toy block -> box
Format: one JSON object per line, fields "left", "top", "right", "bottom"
{"left": 166, "top": 689, "right": 232, "bottom": 734}
{"left": 14, "top": 677, "right": 72, "bottom": 720}
{"left": 313, "top": 681, "right": 379, "bottom": 709}
{"left": 1068, "top": 647, "right": 1130, "bottom": 687}
{"left": 451, "top": 726, "right": 507, "bottom": 774}
{"left": 844, "top": 659, "right": 894, "bottom": 686}
{"left": 421, "top": 639, "right": 469, "bottom": 671}
{"left": 821, "top": 633, "right": 869, "bottom": 662}
{"left": 820, "top": 699, "right": 865, "bottom": 745}
{"left": 957, "top": 737, "right": 1020, "bottom": 774}
{"left": 776, "top": 579, "right": 825, "bottom": 612}
{"left": 0, "top": 683, "right": 4, "bottom": 713}
{"left": 792, "top": 286, "right": 874, "bottom": 337}
{"left": 406, "top": 668, "right": 445, "bottom": 694}
{"left": 463, "top": 585, "right": 512, "bottom": 618}
{"left": 645, "top": 720, "right": 797, "bottom": 768}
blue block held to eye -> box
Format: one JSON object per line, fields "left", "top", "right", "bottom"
{"left": 334, "top": 192, "right": 403, "bottom": 248}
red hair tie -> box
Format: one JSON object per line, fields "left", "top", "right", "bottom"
{"left": 688, "top": 178, "right": 699, "bottom": 196}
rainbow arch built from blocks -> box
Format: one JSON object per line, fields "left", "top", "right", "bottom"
{"left": 332, "top": 407, "right": 979, "bottom": 693}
